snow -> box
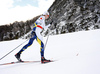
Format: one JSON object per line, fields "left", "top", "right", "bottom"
{"left": 0, "top": 29, "right": 100, "bottom": 74}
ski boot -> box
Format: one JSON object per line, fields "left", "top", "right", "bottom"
{"left": 41, "top": 57, "right": 51, "bottom": 63}
{"left": 15, "top": 53, "right": 23, "bottom": 62}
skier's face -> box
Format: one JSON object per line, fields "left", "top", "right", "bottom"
{"left": 45, "top": 15, "right": 49, "bottom": 19}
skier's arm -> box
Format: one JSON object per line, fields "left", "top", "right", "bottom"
{"left": 43, "top": 24, "right": 51, "bottom": 31}
{"left": 42, "top": 18, "right": 51, "bottom": 30}
{"left": 44, "top": 20, "right": 53, "bottom": 30}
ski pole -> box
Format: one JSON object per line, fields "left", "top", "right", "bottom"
{"left": 44, "top": 23, "right": 55, "bottom": 50}
{"left": 44, "top": 35, "right": 49, "bottom": 50}
{"left": 0, "top": 39, "right": 29, "bottom": 60}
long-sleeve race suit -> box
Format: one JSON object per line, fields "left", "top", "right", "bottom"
{"left": 18, "top": 15, "right": 50, "bottom": 57}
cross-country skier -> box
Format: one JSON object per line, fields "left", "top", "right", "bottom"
{"left": 15, "top": 11, "right": 52, "bottom": 63}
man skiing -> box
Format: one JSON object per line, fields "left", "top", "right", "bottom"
{"left": 15, "top": 11, "right": 52, "bottom": 63}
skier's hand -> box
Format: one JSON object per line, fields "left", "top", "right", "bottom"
{"left": 54, "top": 23, "right": 57, "bottom": 27}
{"left": 50, "top": 20, "right": 53, "bottom": 24}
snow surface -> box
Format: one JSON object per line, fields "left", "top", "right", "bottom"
{"left": 0, "top": 29, "right": 100, "bottom": 74}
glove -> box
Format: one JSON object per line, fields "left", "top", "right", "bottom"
{"left": 50, "top": 20, "right": 53, "bottom": 24}
{"left": 54, "top": 23, "right": 57, "bottom": 26}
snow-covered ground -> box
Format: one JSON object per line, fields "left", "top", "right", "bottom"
{"left": 0, "top": 29, "right": 100, "bottom": 74}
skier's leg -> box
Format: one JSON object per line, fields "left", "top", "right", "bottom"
{"left": 18, "top": 35, "right": 36, "bottom": 54}
{"left": 36, "top": 37, "right": 50, "bottom": 63}
{"left": 35, "top": 30, "right": 51, "bottom": 63}
{"left": 15, "top": 33, "right": 37, "bottom": 61}
{"left": 41, "top": 42, "right": 44, "bottom": 57}
{"left": 36, "top": 37, "right": 44, "bottom": 57}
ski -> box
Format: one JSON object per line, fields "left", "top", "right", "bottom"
{"left": 0, "top": 61, "right": 40, "bottom": 66}
{"left": 0, "top": 60, "right": 54, "bottom": 66}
